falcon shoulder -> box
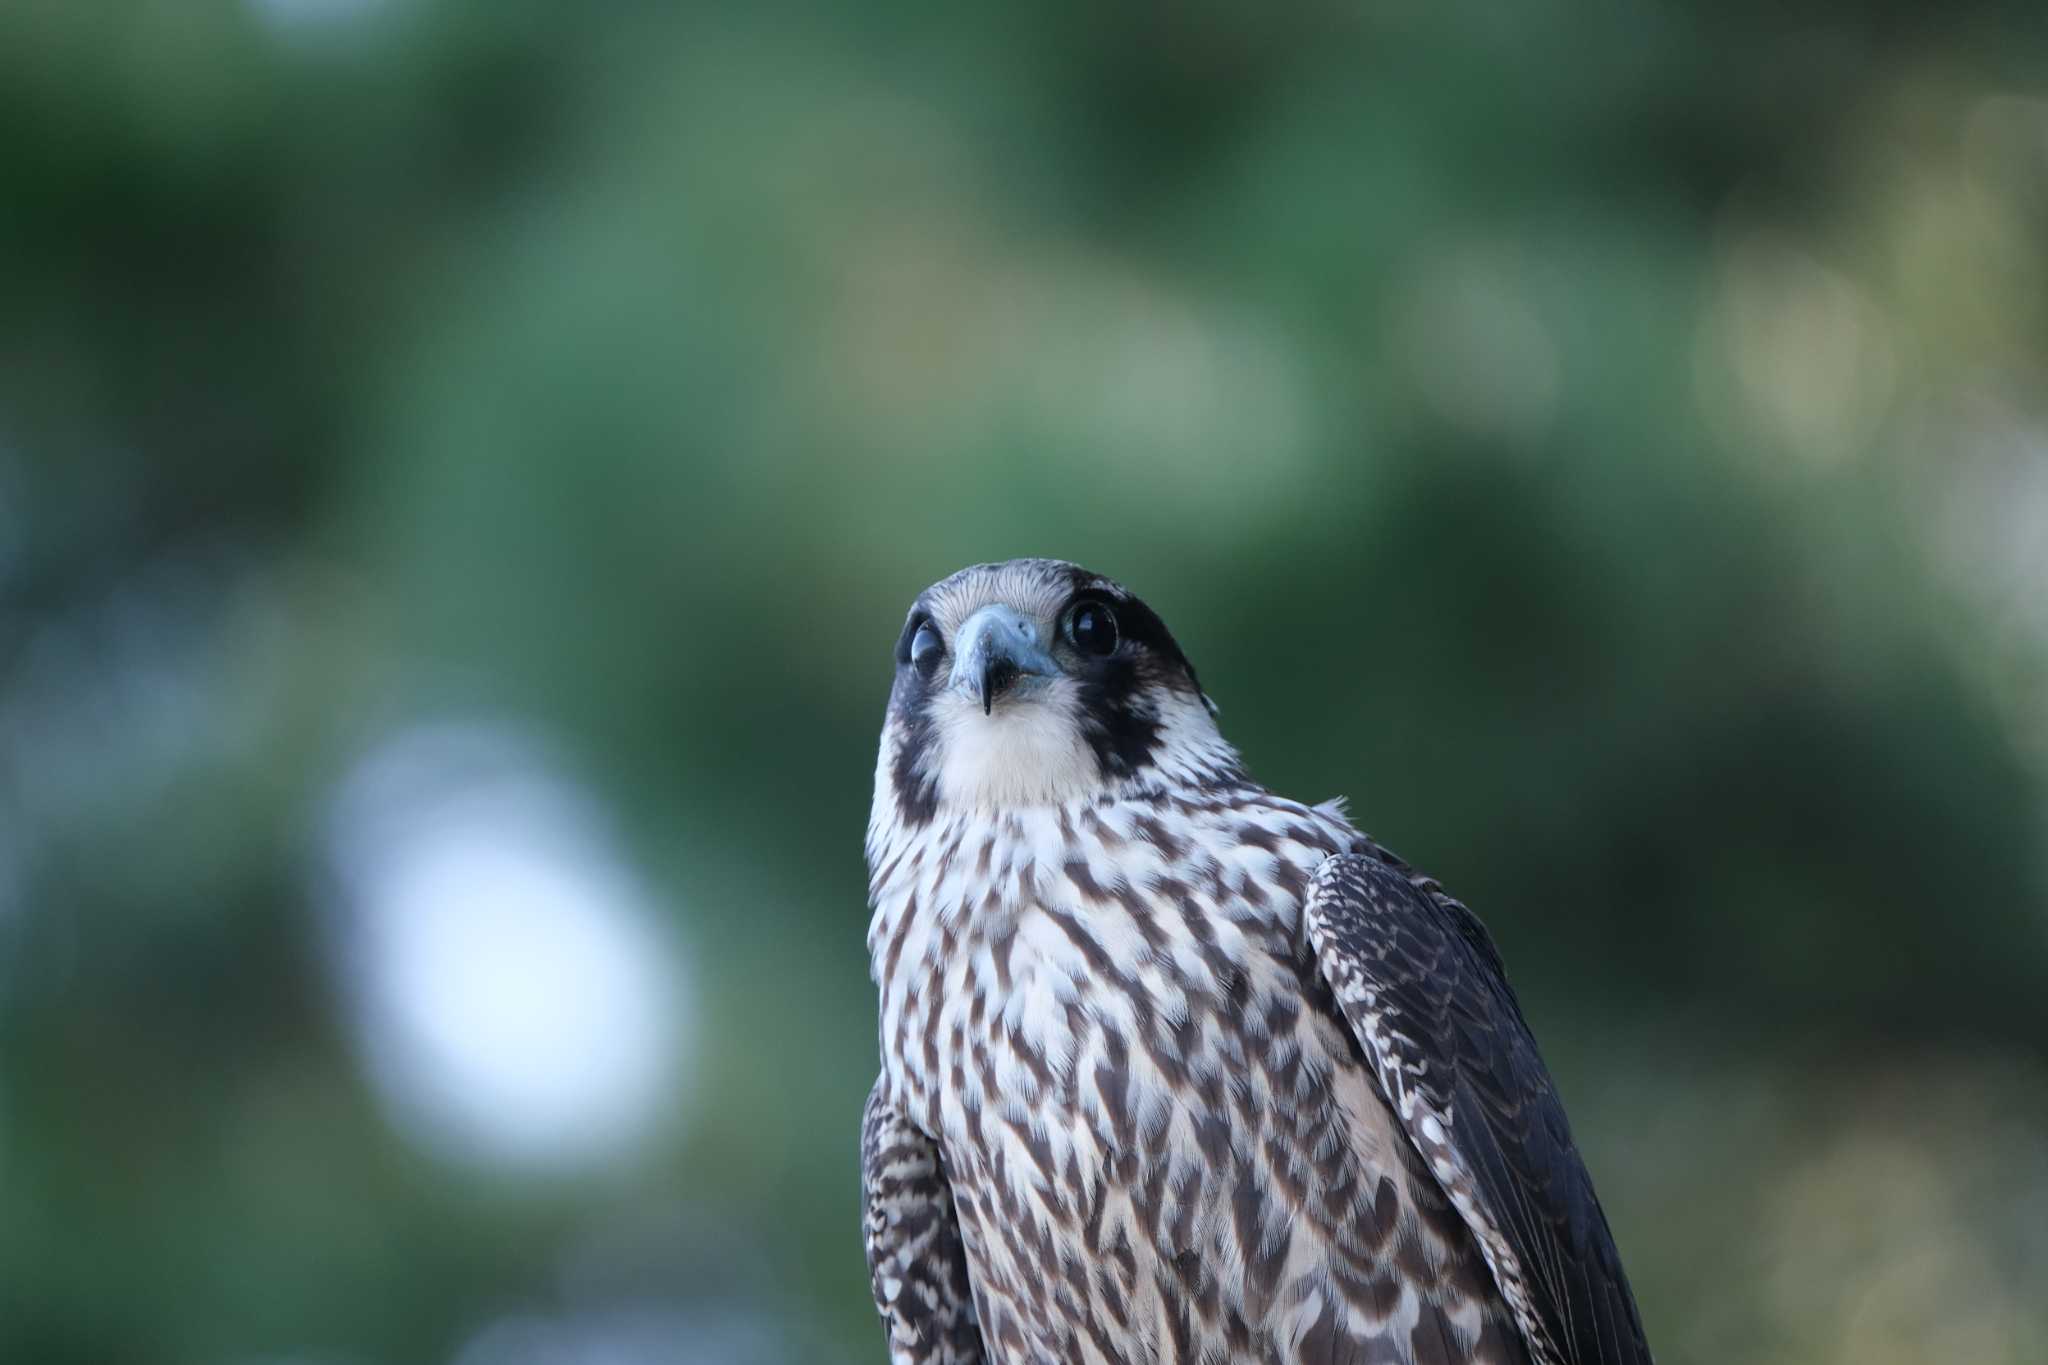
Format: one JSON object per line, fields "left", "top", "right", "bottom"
{"left": 860, "top": 1082, "right": 986, "bottom": 1365}
{"left": 1303, "top": 851, "right": 1653, "bottom": 1365}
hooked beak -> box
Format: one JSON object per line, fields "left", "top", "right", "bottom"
{"left": 948, "top": 604, "right": 1058, "bottom": 714}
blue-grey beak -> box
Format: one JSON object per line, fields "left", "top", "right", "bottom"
{"left": 949, "top": 605, "right": 1059, "bottom": 715}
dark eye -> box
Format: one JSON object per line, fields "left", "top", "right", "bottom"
{"left": 909, "top": 621, "right": 944, "bottom": 676}
{"left": 1065, "top": 601, "right": 1119, "bottom": 656}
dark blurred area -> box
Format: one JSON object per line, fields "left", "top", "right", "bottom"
{"left": 3, "top": 2, "right": 2046, "bottom": 1362}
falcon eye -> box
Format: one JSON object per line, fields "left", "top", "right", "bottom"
{"left": 909, "top": 621, "right": 944, "bottom": 676}
{"left": 1065, "top": 601, "right": 1119, "bottom": 656}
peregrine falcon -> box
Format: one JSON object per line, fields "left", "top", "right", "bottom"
{"left": 861, "top": 559, "right": 1651, "bottom": 1365}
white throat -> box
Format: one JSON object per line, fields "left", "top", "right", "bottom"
{"left": 931, "top": 687, "right": 1101, "bottom": 810}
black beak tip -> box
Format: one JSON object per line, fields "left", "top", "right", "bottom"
{"left": 978, "top": 657, "right": 1017, "bottom": 715}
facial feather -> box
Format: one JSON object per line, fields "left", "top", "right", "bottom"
{"left": 874, "top": 558, "right": 1240, "bottom": 830}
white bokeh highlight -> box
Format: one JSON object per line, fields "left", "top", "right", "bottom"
{"left": 448, "top": 1308, "right": 804, "bottom": 1365}
{"left": 323, "top": 722, "right": 690, "bottom": 1173}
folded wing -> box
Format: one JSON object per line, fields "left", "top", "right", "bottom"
{"left": 861, "top": 1083, "right": 987, "bottom": 1365}
{"left": 1304, "top": 852, "right": 1653, "bottom": 1365}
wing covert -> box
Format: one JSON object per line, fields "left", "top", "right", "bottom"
{"left": 861, "top": 1082, "right": 986, "bottom": 1365}
{"left": 1304, "top": 852, "right": 1652, "bottom": 1365}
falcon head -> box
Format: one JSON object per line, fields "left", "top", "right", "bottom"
{"left": 872, "top": 559, "right": 1241, "bottom": 828}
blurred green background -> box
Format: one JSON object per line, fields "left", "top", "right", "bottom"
{"left": 4, "top": 2, "right": 2047, "bottom": 1362}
